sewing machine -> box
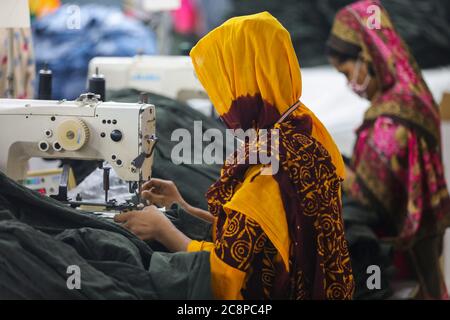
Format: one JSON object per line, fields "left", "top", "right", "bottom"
{"left": 0, "top": 93, "right": 157, "bottom": 211}
{"left": 88, "top": 55, "right": 212, "bottom": 115}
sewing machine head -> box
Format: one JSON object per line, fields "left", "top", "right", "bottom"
{"left": 0, "top": 93, "right": 157, "bottom": 203}
{"left": 88, "top": 55, "right": 208, "bottom": 102}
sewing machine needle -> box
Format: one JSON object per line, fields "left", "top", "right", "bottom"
{"left": 103, "top": 166, "right": 111, "bottom": 205}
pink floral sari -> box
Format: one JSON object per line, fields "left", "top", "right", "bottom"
{"left": 329, "top": 0, "right": 450, "bottom": 299}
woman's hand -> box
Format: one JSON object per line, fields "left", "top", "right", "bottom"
{"left": 114, "top": 205, "right": 192, "bottom": 252}
{"left": 114, "top": 205, "right": 169, "bottom": 241}
{"left": 141, "top": 178, "right": 215, "bottom": 224}
{"left": 141, "top": 178, "right": 185, "bottom": 208}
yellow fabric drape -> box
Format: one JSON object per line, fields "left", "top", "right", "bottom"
{"left": 209, "top": 251, "right": 246, "bottom": 300}
{"left": 223, "top": 165, "right": 290, "bottom": 271}
{"left": 187, "top": 241, "right": 246, "bottom": 299}
{"left": 187, "top": 240, "right": 215, "bottom": 252}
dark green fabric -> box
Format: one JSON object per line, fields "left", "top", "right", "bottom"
{"left": 167, "top": 205, "right": 213, "bottom": 242}
{"left": 0, "top": 171, "right": 212, "bottom": 299}
{"left": 147, "top": 251, "right": 212, "bottom": 299}
{"left": 107, "top": 89, "right": 226, "bottom": 210}
{"left": 0, "top": 171, "right": 151, "bottom": 262}
{"left": 342, "top": 194, "right": 394, "bottom": 299}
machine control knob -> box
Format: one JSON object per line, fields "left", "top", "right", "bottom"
{"left": 44, "top": 129, "right": 53, "bottom": 138}
{"left": 110, "top": 130, "right": 122, "bottom": 142}
{"left": 38, "top": 141, "right": 49, "bottom": 152}
{"left": 56, "top": 118, "right": 90, "bottom": 151}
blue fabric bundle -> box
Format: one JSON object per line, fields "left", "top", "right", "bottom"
{"left": 32, "top": 4, "right": 157, "bottom": 100}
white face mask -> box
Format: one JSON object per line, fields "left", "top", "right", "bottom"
{"left": 347, "top": 59, "right": 371, "bottom": 98}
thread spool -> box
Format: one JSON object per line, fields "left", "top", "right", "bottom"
{"left": 88, "top": 67, "right": 106, "bottom": 101}
{"left": 38, "top": 64, "right": 52, "bottom": 100}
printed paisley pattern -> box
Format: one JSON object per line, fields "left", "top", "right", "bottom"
{"left": 206, "top": 117, "right": 354, "bottom": 299}
{"left": 215, "top": 210, "right": 267, "bottom": 271}
{"left": 214, "top": 210, "right": 280, "bottom": 299}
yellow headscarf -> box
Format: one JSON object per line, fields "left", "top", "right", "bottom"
{"left": 190, "top": 12, "right": 344, "bottom": 178}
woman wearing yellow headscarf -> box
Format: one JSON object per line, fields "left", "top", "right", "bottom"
{"left": 115, "top": 12, "right": 354, "bottom": 300}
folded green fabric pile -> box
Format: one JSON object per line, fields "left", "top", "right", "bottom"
{"left": 0, "top": 171, "right": 213, "bottom": 299}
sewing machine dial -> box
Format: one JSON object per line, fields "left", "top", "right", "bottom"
{"left": 56, "top": 118, "right": 90, "bottom": 151}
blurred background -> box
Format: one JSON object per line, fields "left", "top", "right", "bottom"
{"left": 27, "top": 0, "right": 449, "bottom": 99}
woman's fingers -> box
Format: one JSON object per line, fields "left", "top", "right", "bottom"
{"left": 141, "top": 179, "right": 179, "bottom": 208}
{"left": 141, "top": 178, "right": 166, "bottom": 191}
{"left": 117, "top": 214, "right": 141, "bottom": 236}
{"left": 141, "top": 190, "right": 165, "bottom": 207}
{"left": 141, "top": 179, "right": 158, "bottom": 192}
{"left": 115, "top": 205, "right": 167, "bottom": 241}
{"left": 141, "top": 190, "right": 156, "bottom": 202}
{"left": 114, "top": 211, "right": 135, "bottom": 223}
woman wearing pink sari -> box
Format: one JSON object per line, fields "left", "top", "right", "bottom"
{"left": 327, "top": 0, "right": 450, "bottom": 299}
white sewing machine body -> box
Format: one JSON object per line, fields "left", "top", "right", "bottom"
{"left": 0, "top": 96, "right": 156, "bottom": 185}
{"left": 88, "top": 55, "right": 207, "bottom": 102}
